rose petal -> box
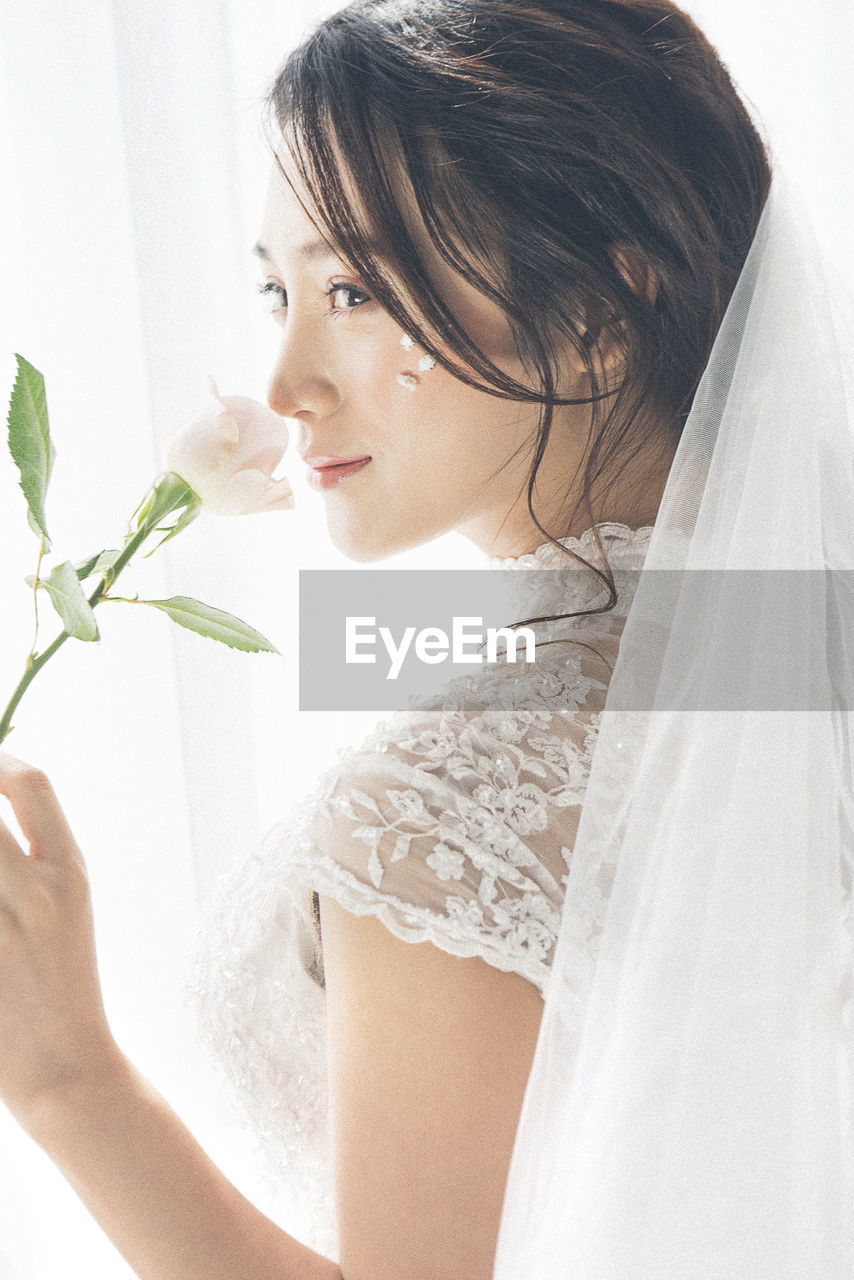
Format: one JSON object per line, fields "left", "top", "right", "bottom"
{"left": 163, "top": 388, "right": 292, "bottom": 516}
{"left": 165, "top": 403, "right": 239, "bottom": 477}
{"left": 218, "top": 396, "right": 289, "bottom": 470}
{"left": 201, "top": 468, "right": 294, "bottom": 516}
{"left": 253, "top": 476, "right": 295, "bottom": 513}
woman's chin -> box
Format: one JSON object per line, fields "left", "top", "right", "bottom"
{"left": 325, "top": 513, "right": 397, "bottom": 563}
{"left": 325, "top": 509, "right": 434, "bottom": 564}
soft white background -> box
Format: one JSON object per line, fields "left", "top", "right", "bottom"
{"left": 0, "top": 2, "right": 851, "bottom": 1275}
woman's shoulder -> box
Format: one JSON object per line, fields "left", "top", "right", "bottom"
{"left": 260, "top": 607, "right": 622, "bottom": 990}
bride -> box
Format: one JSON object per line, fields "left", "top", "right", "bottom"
{"left": 0, "top": 2, "right": 851, "bottom": 1277}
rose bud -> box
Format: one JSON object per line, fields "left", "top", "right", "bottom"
{"left": 165, "top": 379, "right": 293, "bottom": 515}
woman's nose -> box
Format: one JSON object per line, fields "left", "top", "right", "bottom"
{"left": 266, "top": 328, "right": 341, "bottom": 421}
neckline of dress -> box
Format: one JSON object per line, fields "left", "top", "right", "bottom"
{"left": 484, "top": 521, "right": 655, "bottom": 570}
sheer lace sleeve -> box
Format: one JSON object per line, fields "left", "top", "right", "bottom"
{"left": 272, "top": 633, "right": 617, "bottom": 994}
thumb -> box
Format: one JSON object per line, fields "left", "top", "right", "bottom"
{"left": 0, "top": 752, "right": 84, "bottom": 869}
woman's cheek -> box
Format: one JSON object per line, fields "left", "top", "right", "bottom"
{"left": 340, "top": 334, "right": 411, "bottom": 402}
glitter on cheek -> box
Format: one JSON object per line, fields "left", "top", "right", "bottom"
{"left": 398, "top": 336, "right": 436, "bottom": 389}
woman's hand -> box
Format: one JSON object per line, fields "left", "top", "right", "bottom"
{"left": 0, "top": 751, "right": 117, "bottom": 1132}
{"left": 0, "top": 753, "right": 340, "bottom": 1280}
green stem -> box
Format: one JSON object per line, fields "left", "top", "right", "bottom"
{"left": 88, "top": 523, "right": 152, "bottom": 607}
{"left": 0, "top": 485, "right": 190, "bottom": 746}
{"left": 0, "top": 631, "right": 71, "bottom": 745}
{"left": 29, "top": 537, "right": 47, "bottom": 657}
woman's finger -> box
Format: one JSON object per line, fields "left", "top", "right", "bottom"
{"left": 0, "top": 809, "right": 29, "bottom": 902}
{"left": 0, "top": 752, "right": 82, "bottom": 868}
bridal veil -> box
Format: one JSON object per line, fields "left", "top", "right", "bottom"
{"left": 494, "top": 179, "right": 854, "bottom": 1277}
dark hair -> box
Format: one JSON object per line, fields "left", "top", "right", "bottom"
{"left": 266, "top": 0, "right": 770, "bottom": 610}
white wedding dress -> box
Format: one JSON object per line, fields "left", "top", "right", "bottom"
{"left": 194, "top": 521, "right": 653, "bottom": 1261}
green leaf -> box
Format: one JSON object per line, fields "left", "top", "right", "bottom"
{"left": 7, "top": 355, "right": 56, "bottom": 547}
{"left": 73, "top": 549, "right": 122, "bottom": 581}
{"left": 141, "top": 498, "right": 202, "bottom": 558}
{"left": 126, "top": 471, "right": 201, "bottom": 558}
{"left": 26, "top": 561, "right": 100, "bottom": 642}
{"left": 133, "top": 472, "right": 199, "bottom": 534}
{"left": 134, "top": 596, "right": 279, "bottom": 654}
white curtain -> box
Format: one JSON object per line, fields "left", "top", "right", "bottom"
{"left": 0, "top": 2, "right": 850, "bottom": 1276}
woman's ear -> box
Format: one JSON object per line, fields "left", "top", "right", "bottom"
{"left": 575, "top": 244, "right": 659, "bottom": 386}
{"left": 609, "top": 243, "right": 659, "bottom": 307}
{"left": 565, "top": 245, "right": 658, "bottom": 391}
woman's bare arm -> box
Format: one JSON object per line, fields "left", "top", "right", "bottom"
{"left": 320, "top": 895, "right": 544, "bottom": 1280}
{"left": 26, "top": 1052, "right": 341, "bottom": 1280}
{"left": 0, "top": 755, "right": 340, "bottom": 1280}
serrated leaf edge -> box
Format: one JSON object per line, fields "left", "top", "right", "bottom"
{"left": 7, "top": 354, "right": 54, "bottom": 543}
{"left": 134, "top": 595, "right": 279, "bottom": 655}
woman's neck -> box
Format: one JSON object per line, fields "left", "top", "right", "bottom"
{"left": 461, "top": 424, "right": 676, "bottom": 561}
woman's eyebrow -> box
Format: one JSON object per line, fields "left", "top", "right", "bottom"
{"left": 252, "top": 239, "right": 339, "bottom": 263}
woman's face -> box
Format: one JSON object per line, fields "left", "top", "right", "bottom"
{"left": 257, "top": 160, "right": 595, "bottom": 562}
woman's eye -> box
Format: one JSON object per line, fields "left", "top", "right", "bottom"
{"left": 256, "top": 279, "right": 372, "bottom": 316}
{"left": 258, "top": 281, "right": 287, "bottom": 312}
{"left": 327, "top": 282, "right": 372, "bottom": 312}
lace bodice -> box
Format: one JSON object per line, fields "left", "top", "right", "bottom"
{"left": 193, "top": 523, "right": 653, "bottom": 1259}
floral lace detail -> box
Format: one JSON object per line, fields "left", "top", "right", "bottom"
{"left": 191, "top": 524, "right": 652, "bottom": 1259}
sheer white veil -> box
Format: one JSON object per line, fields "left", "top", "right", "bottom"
{"left": 494, "top": 177, "right": 854, "bottom": 1277}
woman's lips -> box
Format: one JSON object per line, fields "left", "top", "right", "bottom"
{"left": 303, "top": 454, "right": 372, "bottom": 491}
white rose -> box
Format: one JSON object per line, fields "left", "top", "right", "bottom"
{"left": 165, "top": 379, "right": 293, "bottom": 515}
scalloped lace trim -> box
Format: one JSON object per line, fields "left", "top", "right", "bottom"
{"left": 485, "top": 521, "right": 655, "bottom": 570}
